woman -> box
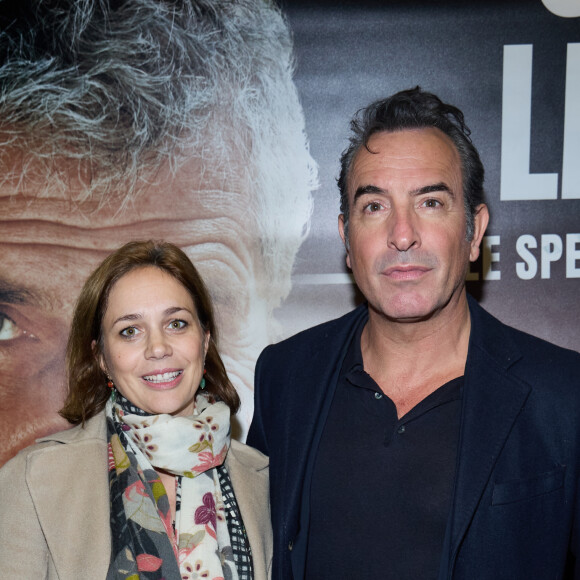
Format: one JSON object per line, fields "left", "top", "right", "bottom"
{"left": 0, "top": 240, "right": 272, "bottom": 579}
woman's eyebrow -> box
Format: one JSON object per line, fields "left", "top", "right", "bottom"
{"left": 110, "top": 307, "right": 193, "bottom": 326}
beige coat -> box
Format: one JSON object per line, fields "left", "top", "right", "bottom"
{"left": 0, "top": 413, "right": 272, "bottom": 579}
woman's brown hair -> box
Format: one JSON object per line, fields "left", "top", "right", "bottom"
{"left": 60, "top": 240, "right": 240, "bottom": 424}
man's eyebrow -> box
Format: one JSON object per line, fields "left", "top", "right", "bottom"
{"left": 353, "top": 182, "right": 455, "bottom": 204}
{"left": 410, "top": 182, "right": 455, "bottom": 197}
{"left": 0, "top": 282, "right": 37, "bottom": 305}
{"left": 353, "top": 184, "right": 385, "bottom": 203}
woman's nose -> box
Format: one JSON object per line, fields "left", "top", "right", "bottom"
{"left": 145, "top": 330, "right": 172, "bottom": 359}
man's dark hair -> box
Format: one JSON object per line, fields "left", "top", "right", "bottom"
{"left": 338, "top": 87, "right": 485, "bottom": 241}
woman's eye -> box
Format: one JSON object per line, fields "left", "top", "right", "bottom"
{"left": 120, "top": 326, "right": 140, "bottom": 338}
{"left": 0, "top": 313, "right": 22, "bottom": 341}
{"left": 169, "top": 320, "right": 187, "bottom": 330}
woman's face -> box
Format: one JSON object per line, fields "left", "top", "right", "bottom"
{"left": 98, "top": 266, "right": 209, "bottom": 416}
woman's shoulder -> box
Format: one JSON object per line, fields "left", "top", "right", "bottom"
{"left": 1, "top": 412, "right": 107, "bottom": 474}
{"left": 36, "top": 412, "right": 107, "bottom": 445}
{"left": 228, "top": 439, "right": 269, "bottom": 472}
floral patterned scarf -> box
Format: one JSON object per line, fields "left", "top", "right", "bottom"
{"left": 106, "top": 391, "right": 239, "bottom": 580}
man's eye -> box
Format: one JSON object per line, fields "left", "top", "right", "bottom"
{"left": 0, "top": 313, "right": 22, "bottom": 341}
{"left": 422, "top": 198, "right": 442, "bottom": 208}
{"left": 364, "top": 202, "right": 383, "bottom": 212}
{"left": 169, "top": 320, "right": 187, "bottom": 330}
{"left": 120, "top": 326, "right": 140, "bottom": 338}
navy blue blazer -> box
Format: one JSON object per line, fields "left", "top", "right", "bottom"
{"left": 248, "top": 295, "right": 580, "bottom": 579}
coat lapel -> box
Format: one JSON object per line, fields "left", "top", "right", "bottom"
{"left": 226, "top": 440, "right": 272, "bottom": 580}
{"left": 28, "top": 416, "right": 110, "bottom": 580}
{"left": 443, "top": 298, "right": 532, "bottom": 573}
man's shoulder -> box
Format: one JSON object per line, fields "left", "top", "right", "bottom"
{"left": 504, "top": 322, "right": 578, "bottom": 360}
{"left": 469, "top": 296, "right": 579, "bottom": 382}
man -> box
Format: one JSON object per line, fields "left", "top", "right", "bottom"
{"left": 248, "top": 87, "right": 580, "bottom": 579}
{"left": 0, "top": 0, "right": 316, "bottom": 466}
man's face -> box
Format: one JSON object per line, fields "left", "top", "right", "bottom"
{"left": 339, "top": 128, "right": 487, "bottom": 324}
{"left": 0, "top": 154, "right": 269, "bottom": 465}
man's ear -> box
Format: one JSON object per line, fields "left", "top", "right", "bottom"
{"left": 469, "top": 204, "right": 490, "bottom": 262}
{"left": 338, "top": 214, "right": 351, "bottom": 270}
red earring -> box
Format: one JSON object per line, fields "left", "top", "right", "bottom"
{"left": 107, "top": 379, "right": 114, "bottom": 389}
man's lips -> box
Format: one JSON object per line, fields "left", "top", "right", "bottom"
{"left": 382, "top": 265, "right": 432, "bottom": 280}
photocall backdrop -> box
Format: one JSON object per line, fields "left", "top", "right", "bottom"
{"left": 0, "top": 0, "right": 578, "bottom": 467}
{"left": 278, "top": 0, "right": 580, "bottom": 354}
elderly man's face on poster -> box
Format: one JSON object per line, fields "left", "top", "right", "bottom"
{"left": 0, "top": 134, "right": 314, "bottom": 465}
{"left": 0, "top": 0, "right": 316, "bottom": 465}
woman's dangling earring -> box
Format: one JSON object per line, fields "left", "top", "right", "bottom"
{"left": 107, "top": 376, "right": 116, "bottom": 401}
{"left": 200, "top": 368, "right": 207, "bottom": 390}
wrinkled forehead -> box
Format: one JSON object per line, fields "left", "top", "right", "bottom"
{"left": 347, "top": 128, "right": 463, "bottom": 198}
{"left": 0, "top": 151, "right": 264, "bottom": 322}
{"left": 0, "top": 151, "right": 256, "bottom": 249}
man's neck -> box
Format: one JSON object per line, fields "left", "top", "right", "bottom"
{"left": 361, "top": 292, "right": 472, "bottom": 418}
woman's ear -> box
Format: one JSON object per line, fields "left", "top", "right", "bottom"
{"left": 92, "top": 339, "right": 107, "bottom": 375}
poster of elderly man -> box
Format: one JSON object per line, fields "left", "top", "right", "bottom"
{"left": 0, "top": 0, "right": 316, "bottom": 466}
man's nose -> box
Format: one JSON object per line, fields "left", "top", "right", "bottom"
{"left": 386, "top": 206, "right": 420, "bottom": 252}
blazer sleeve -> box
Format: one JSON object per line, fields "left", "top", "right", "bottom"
{"left": 0, "top": 449, "right": 51, "bottom": 578}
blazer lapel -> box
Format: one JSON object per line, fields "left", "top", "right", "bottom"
{"left": 28, "top": 416, "right": 110, "bottom": 580}
{"left": 226, "top": 440, "right": 272, "bottom": 580}
{"left": 442, "top": 299, "right": 532, "bottom": 574}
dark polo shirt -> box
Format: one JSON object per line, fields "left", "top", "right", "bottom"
{"left": 305, "top": 315, "right": 463, "bottom": 580}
